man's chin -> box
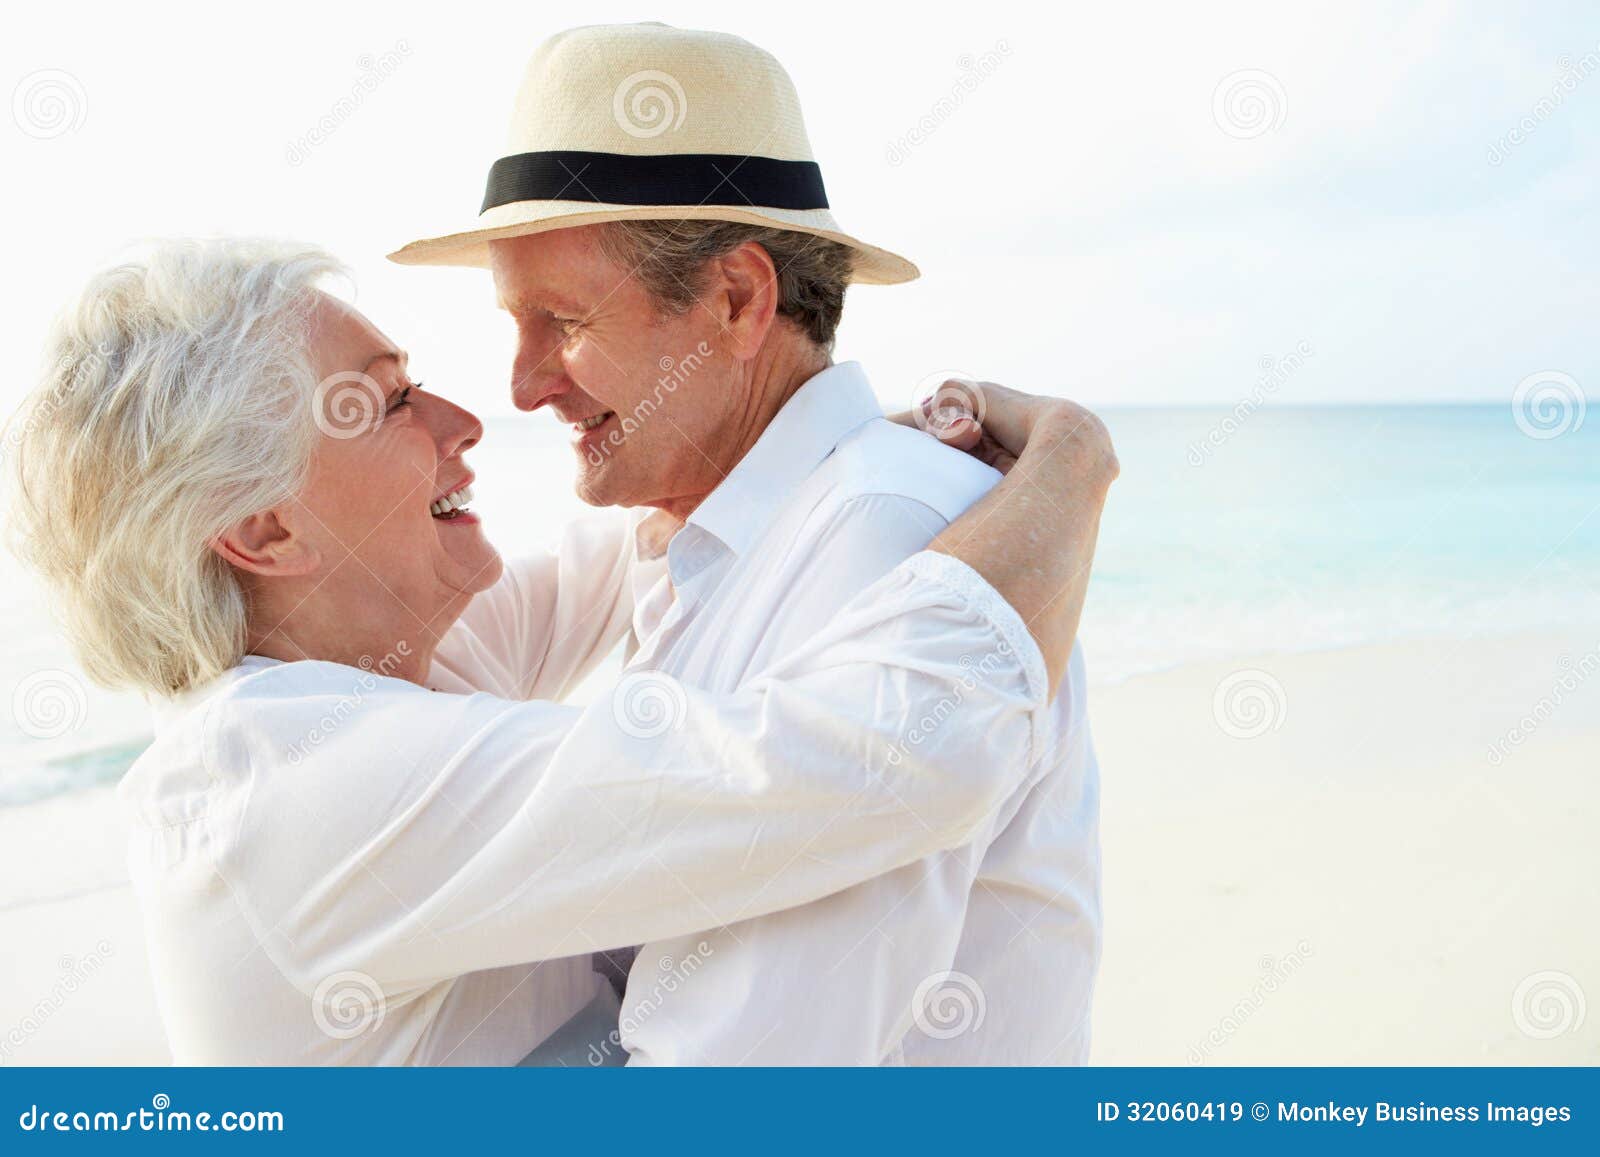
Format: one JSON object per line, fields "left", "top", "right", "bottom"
{"left": 574, "top": 466, "right": 628, "bottom": 509}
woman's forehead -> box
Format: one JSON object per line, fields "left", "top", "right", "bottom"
{"left": 308, "top": 292, "right": 402, "bottom": 376}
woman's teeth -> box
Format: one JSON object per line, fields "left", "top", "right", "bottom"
{"left": 430, "top": 484, "right": 474, "bottom": 518}
{"left": 575, "top": 412, "right": 610, "bottom": 431}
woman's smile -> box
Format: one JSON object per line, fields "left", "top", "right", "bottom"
{"left": 429, "top": 478, "right": 478, "bottom": 522}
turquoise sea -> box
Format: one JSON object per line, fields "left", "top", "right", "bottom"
{"left": 3, "top": 403, "right": 1596, "bottom": 807}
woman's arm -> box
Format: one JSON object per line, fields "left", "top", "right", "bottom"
{"left": 933, "top": 391, "right": 1116, "bottom": 696}
{"left": 214, "top": 552, "right": 1051, "bottom": 995}
{"left": 892, "top": 380, "right": 1118, "bottom": 695}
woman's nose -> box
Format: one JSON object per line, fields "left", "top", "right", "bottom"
{"left": 427, "top": 392, "right": 482, "bottom": 458}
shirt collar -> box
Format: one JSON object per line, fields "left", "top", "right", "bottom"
{"left": 683, "top": 361, "right": 882, "bottom": 561}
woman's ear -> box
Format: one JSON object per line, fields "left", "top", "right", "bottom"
{"left": 713, "top": 240, "right": 781, "bottom": 360}
{"left": 209, "top": 507, "right": 321, "bottom": 577}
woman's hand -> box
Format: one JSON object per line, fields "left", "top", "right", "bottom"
{"left": 887, "top": 378, "right": 1095, "bottom": 475}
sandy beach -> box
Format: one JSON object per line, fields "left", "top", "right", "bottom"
{"left": 3, "top": 629, "right": 1596, "bottom": 1066}
{"left": 1089, "top": 628, "right": 1600, "bottom": 1065}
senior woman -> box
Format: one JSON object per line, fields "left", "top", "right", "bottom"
{"left": 6, "top": 238, "right": 1117, "bottom": 1065}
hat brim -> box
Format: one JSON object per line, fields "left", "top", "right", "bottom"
{"left": 387, "top": 200, "right": 919, "bottom": 285}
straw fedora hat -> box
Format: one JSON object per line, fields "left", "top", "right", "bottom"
{"left": 388, "top": 23, "right": 918, "bottom": 284}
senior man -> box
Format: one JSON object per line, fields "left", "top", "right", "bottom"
{"left": 393, "top": 23, "right": 1103, "bottom": 1065}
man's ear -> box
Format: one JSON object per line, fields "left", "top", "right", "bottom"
{"left": 712, "top": 240, "right": 781, "bottom": 360}
{"left": 209, "top": 507, "right": 321, "bottom": 578}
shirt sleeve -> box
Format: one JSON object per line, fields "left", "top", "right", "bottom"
{"left": 207, "top": 551, "right": 1050, "bottom": 1000}
{"left": 431, "top": 509, "right": 660, "bottom": 702}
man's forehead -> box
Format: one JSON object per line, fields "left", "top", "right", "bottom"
{"left": 490, "top": 229, "right": 612, "bottom": 313}
{"left": 495, "top": 281, "right": 589, "bottom": 315}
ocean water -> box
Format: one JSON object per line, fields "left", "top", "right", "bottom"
{"left": 2, "top": 403, "right": 1596, "bottom": 807}
{"left": 1087, "top": 404, "right": 1600, "bottom": 678}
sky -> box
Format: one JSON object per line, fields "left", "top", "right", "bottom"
{"left": 4, "top": 0, "right": 1597, "bottom": 420}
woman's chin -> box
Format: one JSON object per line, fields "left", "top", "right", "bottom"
{"left": 425, "top": 516, "right": 503, "bottom": 610}
{"left": 455, "top": 540, "right": 504, "bottom": 595}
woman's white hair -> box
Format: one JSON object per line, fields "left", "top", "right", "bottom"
{"left": 4, "top": 238, "right": 345, "bottom": 695}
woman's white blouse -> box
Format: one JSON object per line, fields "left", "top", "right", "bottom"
{"left": 119, "top": 514, "right": 1051, "bottom": 1064}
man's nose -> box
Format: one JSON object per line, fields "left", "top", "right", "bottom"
{"left": 511, "top": 335, "right": 570, "bottom": 412}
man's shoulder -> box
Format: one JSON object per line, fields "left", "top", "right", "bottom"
{"left": 735, "top": 420, "right": 1003, "bottom": 598}
{"left": 811, "top": 417, "right": 1002, "bottom": 523}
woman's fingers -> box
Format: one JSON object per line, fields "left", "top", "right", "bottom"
{"left": 889, "top": 394, "right": 984, "bottom": 451}
{"left": 895, "top": 378, "right": 1081, "bottom": 468}
{"left": 919, "top": 386, "right": 985, "bottom": 451}
{"left": 896, "top": 380, "right": 1109, "bottom": 484}
{"left": 934, "top": 414, "right": 983, "bottom": 451}
{"left": 959, "top": 430, "right": 1016, "bottom": 475}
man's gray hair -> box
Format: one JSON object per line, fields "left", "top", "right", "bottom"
{"left": 596, "top": 221, "right": 854, "bottom": 348}
{"left": 4, "top": 238, "right": 344, "bottom": 695}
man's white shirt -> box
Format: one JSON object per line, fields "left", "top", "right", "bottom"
{"left": 617, "top": 362, "right": 1103, "bottom": 1065}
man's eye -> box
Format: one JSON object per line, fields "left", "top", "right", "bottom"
{"left": 389, "top": 385, "right": 414, "bottom": 410}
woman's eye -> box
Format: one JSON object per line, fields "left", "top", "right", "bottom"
{"left": 388, "top": 386, "right": 413, "bottom": 410}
